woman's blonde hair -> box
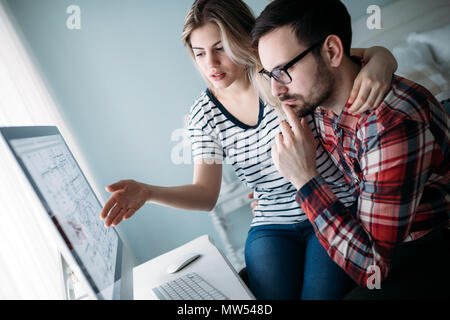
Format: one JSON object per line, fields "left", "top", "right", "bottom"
{"left": 181, "top": 0, "right": 281, "bottom": 109}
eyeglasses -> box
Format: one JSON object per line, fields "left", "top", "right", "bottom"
{"left": 259, "top": 40, "right": 324, "bottom": 85}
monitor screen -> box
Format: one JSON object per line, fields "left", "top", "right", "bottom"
{"left": 0, "top": 126, "right": 122, "bottom": 300}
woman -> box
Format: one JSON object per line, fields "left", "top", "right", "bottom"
{"left": 100, "top": 0, "right": 397, "bottom": 299}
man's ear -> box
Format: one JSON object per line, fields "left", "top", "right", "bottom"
{"left": 321, "top": 35, "right": 344, "bottom": 68}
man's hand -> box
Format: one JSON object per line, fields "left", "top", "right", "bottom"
{"left": 271, "top": 105, "right": 319, "bottom": 190}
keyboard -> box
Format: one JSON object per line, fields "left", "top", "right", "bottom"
{"left": 151, "top": 272, "right": 228, "bottom": 300}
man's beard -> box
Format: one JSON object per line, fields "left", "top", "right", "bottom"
{"left": 280, "top": 59, "right": 335, "bottom": 117}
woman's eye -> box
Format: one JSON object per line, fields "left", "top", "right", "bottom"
{"left": 215, "top": 47, "right": 224, "bottom": 51}
{"left": 195, "top": 52, "right": 203, "bottom": 57}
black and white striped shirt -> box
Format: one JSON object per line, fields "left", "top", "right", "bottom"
{"left": 188, "top": 89, "right": 356, "bottom": 227}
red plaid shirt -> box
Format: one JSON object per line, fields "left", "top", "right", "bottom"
{"left": 296, "top": 75, "right": 450, "bottom": 287}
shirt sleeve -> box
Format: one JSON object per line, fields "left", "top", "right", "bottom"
{"left": 296, "top": 118, "right": 435, "bottom": 287}
{"left": 188, "top": 100, "right": 224, "bottom": 164}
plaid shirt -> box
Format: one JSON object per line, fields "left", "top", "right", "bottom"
{"left": 296, "top": 75, "right": 450, "bottom": 287}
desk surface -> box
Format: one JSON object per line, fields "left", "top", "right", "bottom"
{"left": 133, "top": 235, "right": 255, "bottom": 300}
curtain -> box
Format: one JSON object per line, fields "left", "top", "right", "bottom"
{"left": 0, "top": 2, "right": 101, "bottom": 299}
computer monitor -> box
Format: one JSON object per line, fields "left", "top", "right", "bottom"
{"left": 0, "top": 126, "right": 125, "bottom": 300}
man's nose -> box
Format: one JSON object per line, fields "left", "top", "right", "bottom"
{"left": 271, "top": 78, "right": 287, "bottom": 98}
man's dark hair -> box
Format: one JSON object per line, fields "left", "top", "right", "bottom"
{"left": 251, "top": 0, "right": 352, "bottom": 57}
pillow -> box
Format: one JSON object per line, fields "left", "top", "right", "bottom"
{"left": 393, "top": 41, "right": 450, "bottom": 101}
{"left": 393, "top": 41, "right": 436, "bottom": 74}
{"left": 407, "top": 24, "right": 450, "bottom": 66}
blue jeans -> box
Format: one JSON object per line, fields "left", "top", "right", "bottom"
{"left": 244, "top": 220, "right": 356, "bottom": 300}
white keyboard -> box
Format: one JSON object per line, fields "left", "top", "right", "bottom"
{"left": 152, "top": 272, "right": 228, "bottom": 300}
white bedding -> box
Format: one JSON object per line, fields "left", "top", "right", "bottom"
{"left": 351, "top": 0, "right": 450, "bottom": 101}
{"left": 352, "top": 0, "right": 450, "bottom": 50}
{"left": 393, "top": 28, "right": 450, "bottom": 101}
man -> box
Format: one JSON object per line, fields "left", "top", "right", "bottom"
{"left": 252, "top": 0, "right": 450, "bottom": 299}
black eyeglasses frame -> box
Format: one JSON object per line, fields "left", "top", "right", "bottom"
{"left": 259, "top": 39, "right": 325, "bottom": 85}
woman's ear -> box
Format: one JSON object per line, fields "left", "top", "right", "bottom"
{"left": 321, "top": 35, "right": 344, "bottom": 68}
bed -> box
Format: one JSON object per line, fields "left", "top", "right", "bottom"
{"left": 352, "top": 0, "right": 450, "bottom": 106}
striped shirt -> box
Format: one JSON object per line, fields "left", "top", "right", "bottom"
{"left": 296, "top": 75, "right": 450, "bottom": 287}
{"left": 188, "top": 88, "right": 356, "bottom": 227}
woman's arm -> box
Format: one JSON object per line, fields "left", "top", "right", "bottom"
{"left": 350, "top": 46, "right": 398, "bottom": 73}
{"left": 148, "top": 161, "right": 222, "bottom": 211}
{"left": 100, "top": 161, "right": 222, "bottom": 227}
{"left": 348, "top": 46, "right": 398, "bottom": 114}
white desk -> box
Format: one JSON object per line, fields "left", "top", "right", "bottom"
{"left": 132, "top": 235, "right": 255, "bottom": 300}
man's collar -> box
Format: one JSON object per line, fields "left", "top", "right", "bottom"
{"left": 336, "top": 102, "right": 362, "bottom": 132}
{"left": 316, "top": 101, "right": 361, "bottom": 133}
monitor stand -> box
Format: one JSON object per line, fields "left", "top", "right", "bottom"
{"left": 57, "top": 241, "right": 137, "bottom": 300}
{"left": 58, "top": 253, "right": 90, "bottom": 300}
